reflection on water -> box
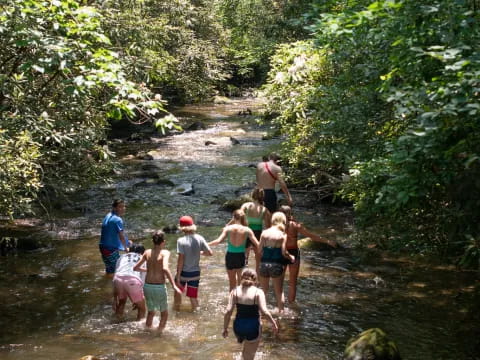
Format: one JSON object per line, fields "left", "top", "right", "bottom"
{"left": 0, "top": 98, "right": 479, "bottom": 360}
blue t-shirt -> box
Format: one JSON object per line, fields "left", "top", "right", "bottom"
{"left": 99, "top": 212, "right": 129, "bottom": 250}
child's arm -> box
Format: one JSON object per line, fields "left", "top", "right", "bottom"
{"left": 175, "top": 253, "right": 185, "bottom": 286}
{"left": 208, "top": 227, "right": 228, "bottom": 247}
{"left": 162, "top": 251, "right": 182, "bottom": 294}
{"left": 298, "top": 224, "right": 338, "bottom": 248}
{"left": 257, "top": 289, "right": 278, "bottom": 334}
{"left": 263, "top": 208, "right": 272, "bottom": 228}
{"left": 246, "top": 228, "right": 259, "bottom": 249}
{"left": 133, "top": 252, "right": 148, "bottom": 272}
{"left": 281, "top": 234, "right": 294, "bottom": 262}
{"left": 222, "top": 289, "right": 235, "bottom": 338}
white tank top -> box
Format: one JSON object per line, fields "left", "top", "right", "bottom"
{"left": 114, "top": 253, "right": 146, "bottom": 282}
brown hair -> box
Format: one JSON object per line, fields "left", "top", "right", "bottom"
{"left": 240, "top": 268, "right": 257, "bottom": 287}
{"left": 232, "top": 209, "right": 247, "bottom": 226}
{"left": 152, "top": 230, "right": 165, "bottom": 245}
{"left": 251, "top": 188, "right": 264, "bottom": 204}
{"left": 279, "top": 205, "right": 292, "bottom": 220}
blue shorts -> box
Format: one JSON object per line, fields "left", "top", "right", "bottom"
{"left": 99, "top": 245, "right": 119, "bottom": 274}
{"left": 178, "top": 271, "right": 200, "bottom": 298}
{"left": 234, "top": 317, "right": 260, "bottom": 343}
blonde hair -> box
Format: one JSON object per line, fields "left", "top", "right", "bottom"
{"left": 180, "top": 224, "right": 197, "bottom": 234}
{"left": 232, "top": 209, "right": 247, "bottom": 226}
{"left": 271, "top": 211, "right": 286, "bottom": 232}
{"left": 240, "top": 268, "right": 257, "bottom": 287}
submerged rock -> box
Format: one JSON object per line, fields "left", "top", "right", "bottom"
{"left": 219, "top": 194, "right": 251, "bottom": 212}
{"left": 344, "top": 328, "right": 401, "bottom": 360}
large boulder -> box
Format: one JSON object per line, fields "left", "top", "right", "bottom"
{"left": 344, "top": 328, "right": 401, "bottom": 360}
{"left": 219, "top": 194, "right": 252, "bottom": 212}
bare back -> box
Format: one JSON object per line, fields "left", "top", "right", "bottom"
{"left": 226, "top": 224, "right": 250, "bottom": 247}
{"left": 256, "top": 161, "right": 282, "bottom": 189}
{"left": 144, "top": 248, "right": 169, "bottom": 284}
{"left": 260, "top": 226, "right": 286, "bottom": 248}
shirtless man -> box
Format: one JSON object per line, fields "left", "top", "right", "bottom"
{"left": 134, "top": 230, "right": 181, "bottom": 332}
{"left": 256, "top": 153, "right": 292, "bottom": 213}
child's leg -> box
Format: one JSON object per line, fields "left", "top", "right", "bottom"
{"left": 259, "top": 275, "right": 269, "bottom": 295}
{"left": 158, "top": 310, "right": 168, "bottom": 332}
{"left": 146, "top": 311, "right": 156, "bottom": 328}
{"left": 288, "top": 262, "right": 300, "bottom": 303}
{"left": 189, "top": 297, "right": 199, "bottom": 311}
{"left": 272, "top": 276, "right": 285, "bottom": 312}
{"left": 227, "top": 269, "right": 237, "bottom": 291}
{"left": 134, "top": 299, "right": 146, "bottom": 321}
{"left": 243, "top": 338, "right": 260, "bottom": 360}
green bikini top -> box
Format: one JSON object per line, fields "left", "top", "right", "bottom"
{"left": 227, "top": 231, "right": 248, "bottom": 253}
{"left": 245, "top": 206, "right": 264, "bottom": 231}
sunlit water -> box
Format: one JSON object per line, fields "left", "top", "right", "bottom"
{"left": 0, "top": 98, "right": 478, "bottom": 360}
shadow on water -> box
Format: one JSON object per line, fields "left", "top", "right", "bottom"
{"left": 1, "top": 98, "right": 479, "bottom": 360}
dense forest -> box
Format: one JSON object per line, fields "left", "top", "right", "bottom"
{"left": 1, "top": 0, "right": 479, "bottom": 267}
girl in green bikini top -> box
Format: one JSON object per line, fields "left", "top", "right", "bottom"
{"left": 209, "top": 210, "right": 260, "bottom": 290}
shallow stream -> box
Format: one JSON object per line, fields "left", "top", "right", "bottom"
{"left": 0, "top": 99, "right": 478, "bottom": 360}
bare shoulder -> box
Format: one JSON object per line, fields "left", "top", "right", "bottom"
{"left": 161, "top": 249, "right": 170, "bottom": 256}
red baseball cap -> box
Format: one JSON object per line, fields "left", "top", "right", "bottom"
{"left": 179, "top": 216, "right": 194, "bottom": 226}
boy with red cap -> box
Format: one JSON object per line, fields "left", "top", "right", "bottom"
{"left": 174, "top": 215, "right": 213, "bottom": 311}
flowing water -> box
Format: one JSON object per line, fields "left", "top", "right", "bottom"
{"left": 0, "top": 98, "right": 478, "bottom": 360}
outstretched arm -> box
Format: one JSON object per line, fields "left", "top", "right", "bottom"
{"left": 209, "top": 227, "right": 228, "bottom": 247}
{"left": 298, "top": 225, "right": 338, "bottom": 248}
{"left": 223, "top": 290, "right": 235, "bottom": 338}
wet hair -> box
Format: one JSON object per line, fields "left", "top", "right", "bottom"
{"left": 232, "top": 209, "right": 247, "bottom": 226}
{"left": 271, "top": 211, "right": 286, "bottom": 232}
{"left": 152, "top": 230, "right": 165, "bottom": 245}
{"left": 129, "top": 243, "right": 145, "bottom": 254}
{"left": 251, "top": 188, "right": 264, "bottom": 204}
{"left": 240, "top": 268, "right": 257, "bottom": 287}
{"left": 279, "top": 205, "right": 292, "bottom": 220}
{"left": 112, "top": 199, "right": 124, "bottom": 209}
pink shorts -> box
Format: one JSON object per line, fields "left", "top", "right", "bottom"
{"left": 113, "top": 275, "right": 144, "bottom": 304}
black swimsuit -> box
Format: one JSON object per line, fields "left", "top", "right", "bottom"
{"left": 233, "top": 289, "right": 260, "bottom": 343}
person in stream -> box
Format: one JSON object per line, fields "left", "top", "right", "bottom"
{"left": 239, "top": 188, "right": 271, "bottom": 273}
{"left": 278, "top": 205, "right": 338, "bottom": 304}
{"left": 133, "top": 230, "right": 181, "bottom": 332}
{"left": 99, "top": 199, "right": 131, "bottom": 278}
{"left": 255, "top": 153, "right": 293, "bottom": 213}
{"left": 258, "top": 212, "right": 294, "bottom": 313}
{"left": 223, "top": 268, "right": 278, "bottom": 360}
{"left": 174, "top": 216, "right": 213, "bottom": 311}
{"left": 209, "top": 210, "right": 259, "bottom": 291}
{"left": 112, "top": 243, "right": 147, "bottom": 321}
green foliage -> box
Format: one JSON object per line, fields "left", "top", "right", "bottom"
{"left": 0, "top": 0, "right": 173, "bottom": 217}
{"left": 96, "top": 0, "right": 229, "bottom": 103}
{"left": 265, "top": 0, "right": 480, "bottom": 263}
{"left": 217, "top": 0, "right": 312, "bottom": 86}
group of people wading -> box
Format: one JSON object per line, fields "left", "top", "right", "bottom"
{"left": 98, "top": 153, "right": 337, "bottom": 360}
